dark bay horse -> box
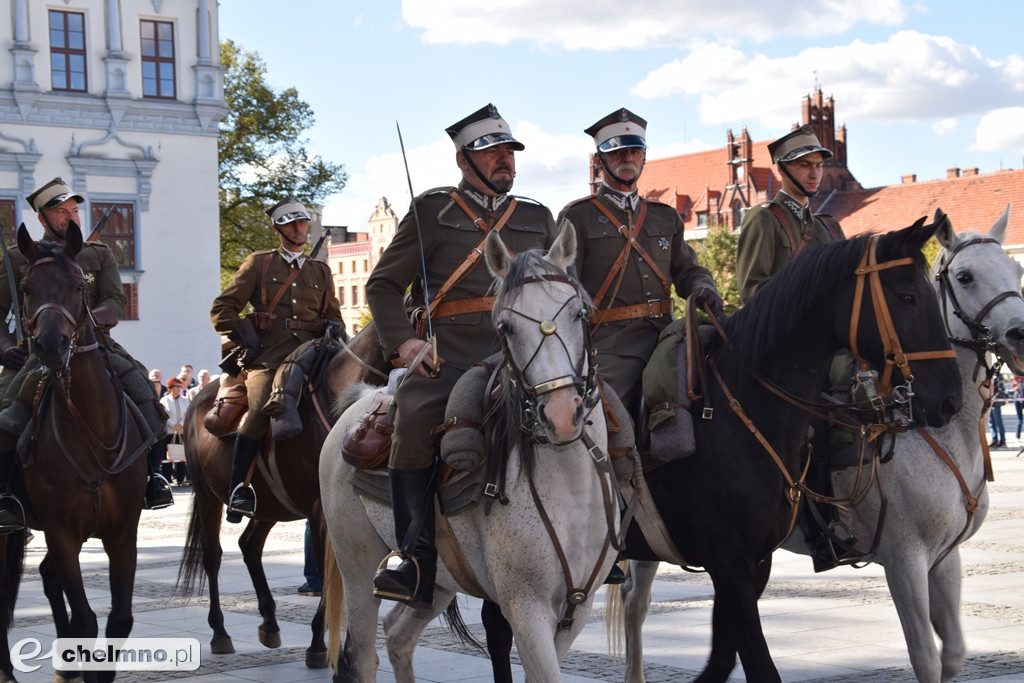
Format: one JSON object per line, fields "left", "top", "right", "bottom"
{"left": 0, "top": 223, "right": 151, "bottom": 682}
{"left": 177, "top": 324, "right": 387, "bottom": 668}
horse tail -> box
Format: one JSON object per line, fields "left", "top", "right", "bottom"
{"left": 605, "top": 567, "right": 625, "bottom": 661}
{"left": 443, "top": 598, "right": 484, "bottom": 652}
{"left": 175, "top": 494, "right": 206, "bottom": 599}
{"left": 322, "top": 532, "right": 345, "bottom": 673}
{"left": 0, "top": 531, "right": 25, "bottom": 628}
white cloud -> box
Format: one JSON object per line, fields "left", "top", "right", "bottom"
{"left": 932, "top": 118, "right": 958, "bottom": 136}
{"left": 401, "top": 0, "right": 910, "bottom": 50}
{"left": 632, "top": 31, "right": 1023, "bottom": 127}
{"left": 974, "top": 107, "right": 1024, "bottom": 153}
{"left": 321, "top": 121, "right": 593, "bottom": 229}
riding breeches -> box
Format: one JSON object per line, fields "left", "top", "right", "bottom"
{"left": 238, "top": 367, "right": 274, "bottom": 440}
{"left": 390, "top": 365, "right": 463, "bottom": 470}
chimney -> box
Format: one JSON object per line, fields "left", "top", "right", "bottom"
{"left": 946, "top": 167, "right": 961, "bottom": 179}
{"left": 901, "top": 174, "right": 917, "bottom": 184}
{"left": 963, "top": 168, "right": 979, "bottom": 177}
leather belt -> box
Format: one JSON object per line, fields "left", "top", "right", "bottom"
{"left": 592, "top": 298, "right": 672, "bottom": 324}
{"left": 430, "top": 296, "right": 495, "bottom": 319}
{"left": 266, "top": 318, "right": 327, "bottom": 333}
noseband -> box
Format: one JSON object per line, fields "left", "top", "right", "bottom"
{"left": 21, "top": 256, "right": 94, "bottom": 368}
{"left": 496, "top": 272, "right": 598, "bottom": 442}
{"left": 848, "top": 234, "right": 957, "bottom": 417}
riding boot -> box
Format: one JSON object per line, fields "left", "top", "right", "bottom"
{"left": 0, "top": 448, "right": 25, "bottom": 535}
{"left": 373, "top": 465, "right": 438, "bottom": 609}
{"left": 143, "top": 439, "right": 174, "bottom": 510}
{"left": 604, "top": 553, "right": 627, "bottom": 585}
{"left": 226, "top": 434, "right": 260, "bottom": 523}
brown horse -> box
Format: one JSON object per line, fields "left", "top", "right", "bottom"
{"left": 0, "top": 223, "right": 151, "bottom": 682}
{"left": 177, "top": 324, "right": 387, "bottom": 668}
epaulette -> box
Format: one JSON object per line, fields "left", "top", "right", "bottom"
{"left": 509, "top": 194, "right": 546, "bottom": 207}
{"left": 417, "top": 186, "right": 458, "bottom": 200}
{"left": 564, "top": 194, "right": 597, "bottom": 209}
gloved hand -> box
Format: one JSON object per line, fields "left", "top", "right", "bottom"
{"left": 229, "top": 319, "right": 263, "bottom": 369}
{"left": 0, "top": 345, "right": 27, "bottom": 371}
{"left": 327, "top": 320, "right": 347, "bottom": 342}
{"left": 690, "top": 287, "right": 724, "bottom": 319}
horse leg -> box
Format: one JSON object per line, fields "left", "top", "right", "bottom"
{"left": 306, "top": 508, "right": 328, "bottom": 668}
{"left": 238, "top": 519, "right": 280, "bottom": 648}
{"left": 44, "top": 534, "right": 98, "bottom": 679}
{"left": 194, "top": 491, "right": 234, "bottom": 654}
{"left": 500, "top": 589, "right": 572, "bottom": 682}
{"left": 100, "top": 528, "right": 139, "bottom": 682}
{"left": 481, "top": 599, "right": 514, "bottom": 683}
{"left": 884, "top": 554, "right": 943, "bottom": 682}
{"left": 622, "top": 560, "right": 659, "bottom": 683}
{"left": 928, "top": 549, "right": 966, "bottom": 682}
{"left": 39, "top": 553, "right": 71, "bottom": 637}
{"left": 382, "top": 586, "right": 457, "bottom": 683}
{"left": 0, "top": 534, "right": 26, "bottom": 682}
{"left": 700, "top": 558, "right": 777, "bottom": 683}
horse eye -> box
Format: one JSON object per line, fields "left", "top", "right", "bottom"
{"left": 955, "top": 271, "right": 973, "bottom": 285}
{"left": 900, "top": 293, "right": 915, "bottom": 305}
{"left": 497, "top": 321, "right": 513, "bottom": 336}
{"left": 576, "top": 308, "right": 589, "bottom": 322}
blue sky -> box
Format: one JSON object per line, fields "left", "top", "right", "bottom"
{"left": 218, "top": 1, "right": 1024, "bottom": 231}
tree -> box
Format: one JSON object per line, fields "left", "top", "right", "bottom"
{"left": 219, "top": 40, "right": 347, "bottom": 284}
{"left": 671, "top": 225, "right": 740, "bottom": 319}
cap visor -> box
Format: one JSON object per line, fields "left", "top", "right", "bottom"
{"left": 597, "top": 135, "right": 647, "bottom": 153}
{"left": 778, "top": 146, "right": 833, "bottom": 163}
{"left": 463, "top": 133, "right": 525, "bottom": 152}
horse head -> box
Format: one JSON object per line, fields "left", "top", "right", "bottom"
{"left": 484, "top": 222, "right": 595, "bottom": 445}
{"left": 844, "top": 215, "right": 963, "bottom": 428}
{"left": 933, "top": 205, "right": 1024, "bottom": 376}
{"left": 17, "top": 221, "right": 91, "bottom": 372}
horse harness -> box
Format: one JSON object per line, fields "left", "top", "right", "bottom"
{"left": 22, "top": 255, "right": 152, "bottom": 539}
{"left": 587, "top": 197, "right": 674, "bottom": 326}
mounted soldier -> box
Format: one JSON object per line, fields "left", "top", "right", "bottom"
{"left": 210, "top": 196, "right": 343, "bottom": 522}
{"left": 367, "top": 104, "right": 558, "bottom": 608}
{"left": 0, "top": 177, "right": 174, "bottom": 532}
{"left": 735, "top": 126, "right": 858, "bottom": 571}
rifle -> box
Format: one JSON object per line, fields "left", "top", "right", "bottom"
{"left": 86, "top": 205, "right": 117, "bottom": 242}
{"left": 0, "top": 223, "right": 24, "bottom": 343}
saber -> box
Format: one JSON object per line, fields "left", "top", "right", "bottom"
{"left": 0, "top": 223, "right": 24, "bottom": 342}
{"left": 396, "top": 121, "right": 438, "bottom": 371}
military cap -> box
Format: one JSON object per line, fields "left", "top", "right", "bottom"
{"left": 266, "top": 197, "right": 311, "bottom": 225}
{"left": 446, "top": 104, "right": 524, "bottom": 152}
{"left": 585, "top": 108, "right": 648, "bottom": 153}
{"left": 768, "top": 124, "right": 833, "bottom": 164}
{"left": 26, "top": 177, "right": 85, "bottom": 213}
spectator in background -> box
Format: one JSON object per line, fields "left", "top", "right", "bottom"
{"left": 1013, "top": 374, "right": 1024, "bottom": 443}
{"left": 989, "top": 373, "right": 1007, "bottom": 448}
{"left": 149, "top": 369, "right": 166, "bottom": 398}
{"left": 297, "top": 519, "right": 322, "bottom": 597}
{"left": 178, "top": 364, "right": 196, "bottom": 391}
{"left": 160, "top": 377, "right": 190, "bottom": 485}
{"left": 187, "top": 368, "right": 212, "bottom": 401}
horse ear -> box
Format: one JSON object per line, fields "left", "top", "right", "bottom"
{"left": 64, "top": 220, "right": 83, "bottom": 258}
{"left": 545, "top": 221, "right": 577, "bottom": 272}
{"left": 484, "top": 228, "right": 512, "bottom": 279}
{"left": 931, "top": 208, "right": 956, "bottom": 251}
{"left": 988, "top": 204, "right": 1010, "bottom": 245}
{"left": 16, "top": 223, "right": 35, "bottom": 260}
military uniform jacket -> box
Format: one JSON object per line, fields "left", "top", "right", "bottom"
{"left": 0, "top": 239, "right": 126, "bottom": 323}
{"left": 366, "top": 181, "right": 557, "bottom": 371}
{"left": 557, "top": 185, "right": 716, "bottom": 361}
{"left": 211, "top": 249, "right": 342, "bottom": 369}
{"left": 736, "top": 191, "right": 845, "bottom": 304}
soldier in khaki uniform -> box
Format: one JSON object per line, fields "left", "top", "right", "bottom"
{"left": 558, "top": 109, "right": 722, "bottom": 416}
{"left": 0, "top": 177, "right": 173, "bottom": 532}
{"left": 211, "top": 197, "right": 342, "bottom": 521}
{"left": 368, "top": 104, "right": 557, "bottom": 608}
{"left": 735, "top": 124, "right": 844, "bottom": 303}
{"left": 735, "top": 126, "right": 856, "bottom": 571}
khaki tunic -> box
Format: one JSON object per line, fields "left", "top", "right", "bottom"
{"left": 211, "top": 249, "right": 342, "bottom": 438}
{"left": 366, "top": 181, "right": 557, "bottom": 469}
{"left": 557, "top": 185, "right": 717, "bottom": 409}
{"left": 736, "top": 191, "right": 845, "bottom": 304}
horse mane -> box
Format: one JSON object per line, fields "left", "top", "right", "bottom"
{"left": 26, "top": 240, "right": 72, "bottom": 268}
{"left": 487, "top": 248, "right": 593, "bottom": 481}
{"left": 720, "top": 232, "right": 900, "bottom": 381}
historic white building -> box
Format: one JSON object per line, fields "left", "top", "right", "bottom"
{"left": 1, "top": 0, "right": 226, "bottom": 376}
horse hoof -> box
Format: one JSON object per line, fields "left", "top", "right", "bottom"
{"left": 306, "top": 648, "right": 329, "bottom": 669}
{"left": 258, "top": 626, "right": 281, "bottom": 649}
{"left": 210, "top": 636, "right": 235, "bottom": 655}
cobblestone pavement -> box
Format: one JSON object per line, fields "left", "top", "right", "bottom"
{"left": 6, "top": 446, "right": 1024, "bottom": 681}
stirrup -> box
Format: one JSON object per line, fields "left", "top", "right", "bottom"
{"left": 0, "top": 493, "right": 27, "bottom": 535}
{"left": 372, "top": 550, "right": 422, "bottom": 604}
{"left": 144, "top": 474, "right": 175, "bottom": 510}
{"left": 226, "top": 482, "right": 256, "bottom": 517}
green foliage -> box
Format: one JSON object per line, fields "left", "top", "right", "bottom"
{"left": 672, "top": 225, "right": 740, "bottom": 318}
{"left": 219, "top": 40, "right": 347, "bottom": 281}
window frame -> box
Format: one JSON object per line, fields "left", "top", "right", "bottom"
{"left": 49, "top": 10, "right": 88, "bottom": 92}
{"left": 140, "top": 19, "right": 177, "bottom": 99}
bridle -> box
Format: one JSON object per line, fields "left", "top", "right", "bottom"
{"left": 21, "top": 256, "right": 97, "bottom": 373}
{"left": 495, "top": 272, "right": 600, "bottom": 444}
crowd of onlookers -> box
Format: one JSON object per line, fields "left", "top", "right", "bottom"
{"left": 146, "top": 364, "right": 215, "bottom": 485}
{"left": 989, "top": 372, "right": 1024, "bottom": 448}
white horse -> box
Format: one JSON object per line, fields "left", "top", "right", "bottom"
{"left": 615, "top": 207, "right": 1024, "bottom": 683}
{"left": 320, "top": 223, "right": 618, "bottom": 682}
